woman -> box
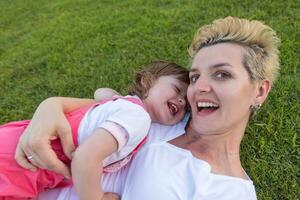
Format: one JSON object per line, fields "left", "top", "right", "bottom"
{"left": 15, "top": 16, "right": 280, "bottom": 199}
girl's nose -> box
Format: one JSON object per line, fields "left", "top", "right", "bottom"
{"left": 178, "top": 96, "right": 186, "bottom": 107}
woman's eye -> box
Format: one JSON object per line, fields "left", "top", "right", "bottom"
{"left": 189, "top": 74, "right": 199, "bottom": 83}
{"left": 214, "top": 71, "right": 231, "bottom": 80}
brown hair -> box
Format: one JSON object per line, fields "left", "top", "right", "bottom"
{"left": 189, "top": 16, "right": 280, "bottom": 83}
{"left": 129, "top": 60, "right": 189, "bottom": 99}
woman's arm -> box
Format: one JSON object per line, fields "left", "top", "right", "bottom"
{"left": 15, "top": 87, "right": 119, "bottom": 177}
{"left": 15, "top": 97, "right": 96, "bottom": 177}
{"left": 72, "top": 128, "right": 118, "bottom": 200}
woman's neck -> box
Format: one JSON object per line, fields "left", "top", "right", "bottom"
{"left": 170, "top": 124, "right": 247, "bottom": 179}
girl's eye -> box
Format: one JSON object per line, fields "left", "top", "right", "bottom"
{"left": 172, "top": 85, "right": 181, "bottom": 94}
{"left": 214, "top": 71, "right": 232, "bottom": 80}
{"left": 175, "top": 86, "right": 181, "bottom": 93}
{"left": 189, "top": 74, "right": 199, "bottom": 83}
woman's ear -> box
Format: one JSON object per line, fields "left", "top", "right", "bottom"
{"left": 254, "top": 79, "right": 271, "bottom": 105}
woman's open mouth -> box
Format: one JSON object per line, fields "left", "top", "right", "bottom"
{"left": 197, "top": 101, "right": 219, "bottom": 115}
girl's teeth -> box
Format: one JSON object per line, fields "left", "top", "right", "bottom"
{"left": 169, "top": 103, "right": 178, "bottom": 114}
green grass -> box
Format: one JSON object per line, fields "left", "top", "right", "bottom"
{"left": 0, "top": 0, "right": 299, "bottom": 199}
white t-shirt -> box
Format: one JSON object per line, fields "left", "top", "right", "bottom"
{"left": 78, "top": 96, "right": 151, "bottom": 167}
{"left": 36, "top": 115, "right": 257, "bottom": 200}
{"left": 122, "top": 142, "right": 257, "bottom": 200}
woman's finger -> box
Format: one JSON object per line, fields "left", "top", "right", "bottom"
{"left": 30, "top": 141, "right": 71, "bottom": 178}
{"left": 25, "top": 150, "right": 48, "bottom": 169}
{"left": 16, "top": 130, "right": 71, "bottom": 178}
{"left": 57, "top": 121, "right": 75, "bottom": 160}
{"left": 14, "top": 144, "right": 37, "bottom": 171}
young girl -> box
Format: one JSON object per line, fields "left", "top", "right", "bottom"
{"left": 0, "top": 60, "right": 189, "bottom": 200}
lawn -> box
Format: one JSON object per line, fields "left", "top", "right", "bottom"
{"left": 0, "top": 0, "right": 299, "bottom": 199}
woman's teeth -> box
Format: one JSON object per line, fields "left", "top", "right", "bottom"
{"left": 197, "top": 102, "right": 219, "bottom": 111}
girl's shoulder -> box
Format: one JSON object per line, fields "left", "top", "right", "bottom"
{"left": 145, "top": 113, "right": 190, "bottom": 145}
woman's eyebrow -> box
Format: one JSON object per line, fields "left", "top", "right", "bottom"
{"left": 189, "top": 68, "right": 198, "bottom": 72}
{"left": 190, "top": 62, "right": 233, "bottom": 72}
{"left": 211, "top": 62, "right": 233, "bottom": 68}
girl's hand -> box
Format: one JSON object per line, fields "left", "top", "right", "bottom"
{"left": 94, "top": 88, "right": 120, "bottom": 101}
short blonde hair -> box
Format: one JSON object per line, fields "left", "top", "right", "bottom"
{"left": 189, "top": 16, "right": 280, "bottom": 83}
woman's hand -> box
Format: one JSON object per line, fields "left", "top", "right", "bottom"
{"left": 15, "top": 88, "right": 117, "bottom": 178}
{"left": 15, "top": 97, "right": 94, "bottom": 178}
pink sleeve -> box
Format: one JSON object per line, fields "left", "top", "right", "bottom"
{"left": 100, "top": 121, "right": 129, "bottom": 151}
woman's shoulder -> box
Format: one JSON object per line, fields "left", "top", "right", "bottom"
{"left": 145, "top": 113, "right": 190, "bottom": 144}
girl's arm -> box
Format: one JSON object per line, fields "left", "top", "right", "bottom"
{"left": 71, "top": 128, "right": 118, "bottom": 200}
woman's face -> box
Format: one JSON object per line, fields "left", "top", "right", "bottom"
{"left": 187, "top": 43, "right": 261, "bottom": 135}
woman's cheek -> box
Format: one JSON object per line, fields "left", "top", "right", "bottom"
{"left": 186, "top": 86, "right": 194, "bottom": 103}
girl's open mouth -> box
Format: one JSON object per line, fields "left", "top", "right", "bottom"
{"left": 168, "top": 102, "right": 179, "bottom": 115}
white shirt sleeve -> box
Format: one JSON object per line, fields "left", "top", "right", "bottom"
{"left": 100, "top": 121, "right": 129, "bottom": 151}
{"left": 97, "top": 98, "right": 151, "bottom": 166}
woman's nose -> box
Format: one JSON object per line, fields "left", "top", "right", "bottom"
{"left": 194, "top": 78, "right": 211, "bottom": 93}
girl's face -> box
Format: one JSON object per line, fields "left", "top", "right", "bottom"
{"left": 187, "top": 43, "right": 263, "bottom": 135}
{"left": 143, "top": 75, "right": 188, "bottom": 125}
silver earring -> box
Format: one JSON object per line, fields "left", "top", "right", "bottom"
{"left": 251, "top": 103, "right": 262, "bottom": 113}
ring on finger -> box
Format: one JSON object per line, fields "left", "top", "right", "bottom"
{"left": 27, "top": 155, "right": 34, "bottom": 160}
